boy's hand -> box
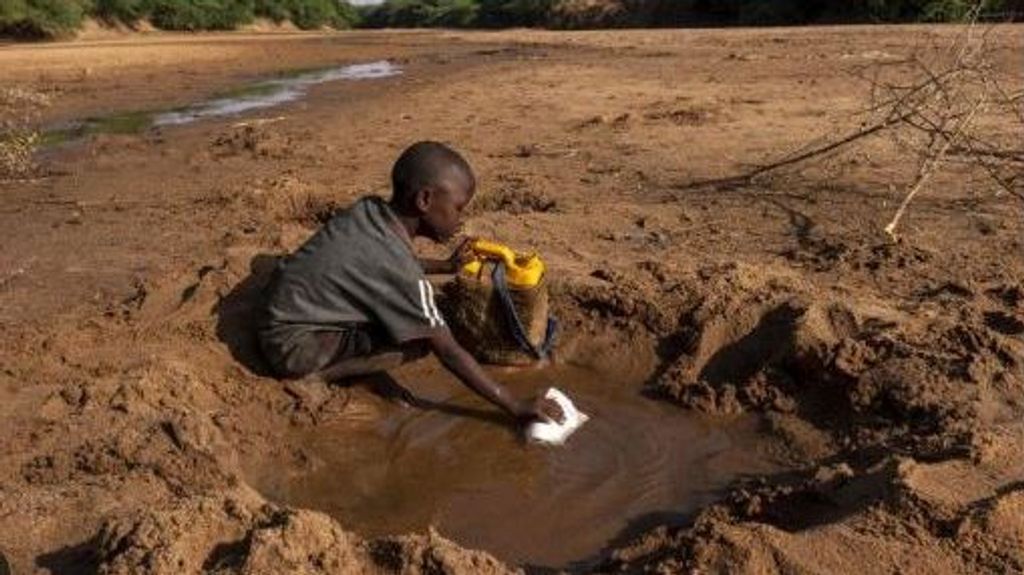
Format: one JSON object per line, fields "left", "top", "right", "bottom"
{"left": 418, "top": 237, "right": 476, "bottom": 275}
{"left": 428, "top": 330, "right": 566, "bottom": 428}
{"left": 516, "top": 395, "right": 566, "bottom": 425}
{"left": 447, "top": 237, "right": 478, "bottom": 272}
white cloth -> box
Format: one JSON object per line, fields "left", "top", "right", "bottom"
{"left": 525, "top": 388, "right": 589, "bottom": 445}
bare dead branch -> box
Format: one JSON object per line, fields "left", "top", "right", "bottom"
{"left": 885, "top": 97, "right": 987, "bottom": 238}
{"left": 677, "top": 2, "right": 1023, "bottom": 236}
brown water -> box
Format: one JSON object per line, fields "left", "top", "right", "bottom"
{"left": 248, "top": 346, "right": 779, "bottom": 570}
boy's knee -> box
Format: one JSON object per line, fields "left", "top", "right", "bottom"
{"left": 401, "top": 340, "right": 430, "bottom": 362}
{"left": 259, "top": 329, "right": 345, "bottom": 380}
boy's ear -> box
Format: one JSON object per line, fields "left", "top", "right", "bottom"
{"left": 414, "top": 187, "right": 433, "bottom": 213}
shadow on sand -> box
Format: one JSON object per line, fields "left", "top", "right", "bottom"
{"left": 215, "top": 253, "right": 281, "bottom": 378}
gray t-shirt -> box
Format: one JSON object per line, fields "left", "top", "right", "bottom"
{"left": 261, "top": 196, "right": 446, "bottom": 346}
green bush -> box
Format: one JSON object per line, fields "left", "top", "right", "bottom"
{"left": 254, "top": 0, "right": 291, "bottom": 21}
{"left": 147, "top": 0, "right": 256, "bottom": 30}
{"left": 334, "top": 0, "right": 360, "bottom": 26}
{"left": 285, "top": 0, "right": 331, "bottom": 27}
{"left": 737, "top": 0, "right": 806, "bottom": 25}
{"left": 362, "top": 0, "right": 433, "bottom": 27}
{"left": 429, "top": 0, "right": 479, "bottom": 26}
{"left": 361, "top": 0, "right": 549, "bottom": 28}
{"left": 86, "top": 0, "right": 362, "bottom": 29}
{"left": 0, "top": 0, "right": 88, "bottom": 39}
{"left": 921, "top": 0, "right": 981, "bottom": 20}
{"left": 252, "top": 0, "right": 359, "bottom": 28}
{"left": 92, "top": 0, "right": 148, "bottom": 23}
{"left": 286, "top": 0, "right": 353, "bottom": 28}
{"left": 476, "top": 0, "right": 552, "bottom": 26}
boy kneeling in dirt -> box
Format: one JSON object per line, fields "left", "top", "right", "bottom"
{"left": 258, "top": 141, "right": 562, "bottom": 426}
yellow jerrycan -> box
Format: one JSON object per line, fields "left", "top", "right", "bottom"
{"left": 446, "top": 240, "right": 557, "bottom": 366}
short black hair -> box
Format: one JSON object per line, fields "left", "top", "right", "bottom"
{"left": 391, "top": 141, "right": 474, "bottom": 208}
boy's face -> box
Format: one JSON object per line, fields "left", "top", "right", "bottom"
{"left": 417, "top": 169, "right": 474, "bottom": 242}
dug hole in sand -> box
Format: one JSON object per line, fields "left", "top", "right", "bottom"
{"left": 242, "top": 332, "right": 782, "bottom": 570}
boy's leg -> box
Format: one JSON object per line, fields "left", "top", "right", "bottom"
{"left": 259, "top": 328, "right": 348, "bottom": 380}
{"left": 260, "top": 324, "right": 427, "bottom": 382}
{"left": 314, "top": 328, "right": 428, "bottom": 382}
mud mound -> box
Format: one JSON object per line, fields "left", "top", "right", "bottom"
{"left": 210, "top": 124, "right": 298, "bottom": 160}
{"left": 630, "top": 261, "right": 1024, "bottom": 461}
{"left": 474, "top": 188, "right": 557, "bottom": 214}
{"left": 95, "top": 496, "right": 516, "bottom": 575}
{"left": 956, "top": 490, "right": 1024, "bottom": 571}
{"left": 253, "top": 176, "right": 343, "bottom": 227}
{"left": 645, "top": 264, "right": 824, "bottom": 413}
{"left": 368, "top": 530, "right": 518, "bottom": 575}
{"left": 96, "top": 491, "right": 268, "bottom": 574}
{"left": 556, "top": 261, "right": 699, "bottom": 337}
{"left": 602, "top": 455, "right": 1024, "bottom": 574}
{"left": 472, "top": 173, "right": 557, "bottom": 215}
{"left": 622, "top": 264, "right": 831, "bottom": 407}
{"left": 642, "top": 102, "right": 716, "bottom": 126}
{"left": 214, "top": 175, "right": 344, "bottom": 232}
{"left": 239, "top": 511, "right": 367, "bottom": 574}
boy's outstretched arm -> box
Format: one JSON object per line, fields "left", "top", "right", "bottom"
{"left": 427, "top": 329, "right": 563, "bottom": 424}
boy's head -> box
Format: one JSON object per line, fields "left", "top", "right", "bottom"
{"left": 390, "top": 141, "right": 476, "bottom": 242}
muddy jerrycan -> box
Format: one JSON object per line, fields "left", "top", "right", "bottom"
{"left": 446, "top": 239, "right": 557, "bottom": 366}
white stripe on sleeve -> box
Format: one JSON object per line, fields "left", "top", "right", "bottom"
{"left": 418, "top": 280, "right": 436, "bottom": 327}
{"left": 424, "top": 281, "right": 445, "bottom": 326}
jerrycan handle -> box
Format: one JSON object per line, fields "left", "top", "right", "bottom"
{"left": 463, "top": 239, "right": 545, "bottom": 289}
{"left": 470, "top": 240, "right": 517, "bottom": 268}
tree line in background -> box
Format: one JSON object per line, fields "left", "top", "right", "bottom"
{"left": 1, "top": 0, "right": 1021, "bottom": 39}
{"left": 360, "top": 0, "right": 1022, "bottom": 28}
{"left": 0, "top": 0, "right": 359, "bottom": 38}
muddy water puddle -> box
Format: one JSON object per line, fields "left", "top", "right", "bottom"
{"left": 45, "top": 60, "right": 400, "bottom": 144}
{"left": 247, "top": 348, "right": 779, "bottom": 570}
{"left": 152, "top": 60, "right": 399, "bottom": 125}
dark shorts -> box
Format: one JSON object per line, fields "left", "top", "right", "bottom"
{"left": 259, "top": 324, "right": 381, "bottom": 379}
